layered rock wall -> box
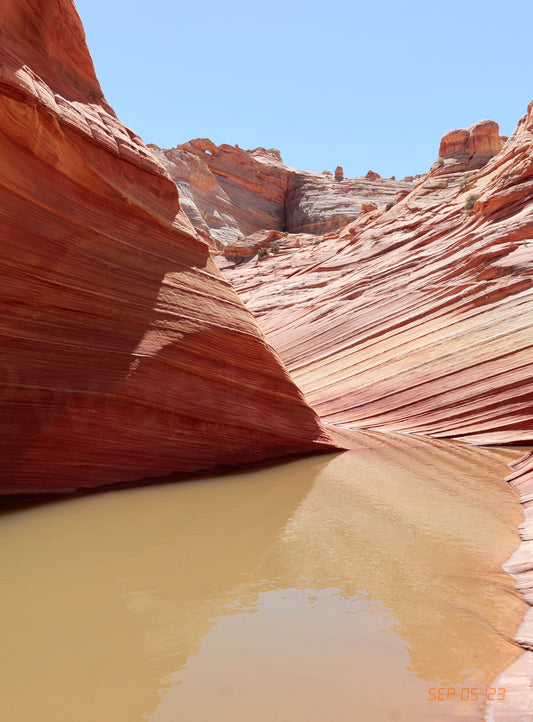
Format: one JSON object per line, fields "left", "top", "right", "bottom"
{"left": 0, "top": 0, "right": 335, "bottom": 494}
{"left": 285, "top": 170, "right": 412, "bottom": 234}
{"left": 488, "top": 448, "right": 533, "bottom": 714}
{"left": 152, "top": 140, "right": 290, "bottom": 245}
{"left": 220, "top": 111, "right": 533, "bottom": 444}
{"left": 2, "top": 0, "right": 531, "bottom": 496}
{"left": 153, "top": 141, "right": 416, "bottom": 244}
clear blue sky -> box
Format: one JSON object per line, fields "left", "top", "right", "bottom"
{"left": 74, "top": 0, "right": 532, "bottom": 180}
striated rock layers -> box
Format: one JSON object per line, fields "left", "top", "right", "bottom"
{"left": 151, "top": 140, "right": 416, "bottom": 245}
{"left": 284, "top": 168, "right": 413, "bottom": 235}
{"left": 489, "top": 447, "right": 533, "bottom": 716}
{"left": 220, "top": 107, "right": 533, "bottom": 445}
{"left": 0, "top": 0, "right": 336, "bottom": 494}
{"left": 151, "top": 140, "right": 290, "bottom": 246}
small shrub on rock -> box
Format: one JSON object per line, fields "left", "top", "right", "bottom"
{"left": 270, "top": 241, "right": 280, "bottom": 253}
{"left": 257, "top": 247, "right": 269, "bottom": 258}
{"left": 465, "top": 193, "right": 480, "bottom": 211}
{"left": 459, "top": 173, "right": 472, "bottom": 191}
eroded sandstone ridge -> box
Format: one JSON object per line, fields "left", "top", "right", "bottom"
{"left": 219, "top": 108, "right": 533, "bottom": 444}
{"left": 151, "top": 140, "right": 417, "bottom": 245}
{"left": 487, "top": 448, "right": 533, "bottom": 716}
{"left": 0, "top": 0, "right": 336, "bottom": 494}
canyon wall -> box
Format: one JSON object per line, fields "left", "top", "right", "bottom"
{"left": 1, "top": 0, "right": 531, "bottom": 498}
{"left": 489, "top": 448, "right": 533, "bottom": 715}
{"left": 152, "top": 140, "right": 290, "bottom": 246}
{"left": 0, "top": 0, "right": 336, "bottom": 494}
{"left": 220, "top": 113, "right": 533, "bottom": 444}
{"left": 152, "top": 140, "right": 416, "bottom": 245}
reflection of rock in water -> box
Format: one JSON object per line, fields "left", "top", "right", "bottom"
{"left": 0, "top": 455, "right": 320, "bottom": 722}
{"left": 1, "top": 433, "right": 524, "bottom": 722}
{"left": 266, "top": 437, "right": 525, "bottom": 685}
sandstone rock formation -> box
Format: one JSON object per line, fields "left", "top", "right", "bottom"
{"left": 284, "top": 170, "right": 413, "bottom": 235}
{"left": 2, "top": 3, "right": 533, "bottom": 712}
{"left": 505, "top": 451, "right": 533, "bottom": 596}
{"left": 152, "top": 141, "right": 416, "bottom": 241}
{"left": 436, "top": 119, "right": 504, "bottom": 173}
{"left": 360, "top": 201, "right": 378, "bottom": 213}
{"left": 0, "top": 0, "right": 337, "bottom": 494}
{"left": 2, "top": 0, "right": 531, "bottom": 496}
{"left": 488, "top": 448, "right": 533, "bottom": 717}
{"left": 504, "top": 448, "right": 533, "bottom": 611}
{"left": 220, "top": 104, "right": 533, "bottom": 445}
{"left": 151, "top": 141, "right": 290, "bottom": 245}
{"left": 223, "top": 229, "right": 286, "bottom": 261}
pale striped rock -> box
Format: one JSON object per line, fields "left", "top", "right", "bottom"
{"left": 488, "top": 450, "right": 533, "bottom": 719}
{"left": 220, "top": 104, "right": 533, "bottom": 445}
{"left": 152, "top": 140, "right": 417, "bottom": 243}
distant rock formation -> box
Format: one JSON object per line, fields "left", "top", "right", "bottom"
{"left": 224, "top": 229, "right": 285, "bottom": 260}
{"left": 152, "top": 142, "right": 416, "bottom": 241}
{"left": 220, "top": 106, "right": 533, "bottom": 445}
{"left": 285, "top": 169, "right": 412, "bottom": 235}
{"left": 0, "top": 0, "right": 336, "bottom": 494}
{"left": 152, "top": 140, "right": 291, "bottom": 245}
{"left": 436, "top": 120, "right": 504, "bottom": 172}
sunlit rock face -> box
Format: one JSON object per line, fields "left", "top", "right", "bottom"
{"left": 220, "top": 105, "right": 533, "bottom": 445}
{"left": 284, "top": 169, "right": 414, "bottom": 235}
{"left": 494, "top": 447, "right": 533, "bottom": 714}
{"left": 152, "top": 140, "right": 417, "bottom": 243}
{"left": 151, "top": 141, "right": 291, "bottom": 246}
{"left": 506, "top": 450, "right": 533, "bottom": 594}
{"left": 437, "top": 119, "right": 504, "bottom": 172}
{"left": 0, "top": 0, "right": 336, "bottom": 494}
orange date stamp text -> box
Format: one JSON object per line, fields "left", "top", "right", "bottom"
{"left": 428, "top": 687, "right": 505, "bottom": 702}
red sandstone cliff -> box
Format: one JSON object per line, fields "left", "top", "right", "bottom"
{"left": 2, "top": 0, "right": 532, "bottom": 497}
{"left": 0, "top": 0, "right": 336, "bottom": 494}
{"left": 219, "top": 109, "right": 533, "bottom": 445}
{"left": 151, "top": 140, "right": 417, "bottom": 245}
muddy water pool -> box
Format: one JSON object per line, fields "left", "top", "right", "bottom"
{"left": 0, "top": 437, "right": 526, "bottom": 721}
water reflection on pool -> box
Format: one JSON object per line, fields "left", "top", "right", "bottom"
{"left": 0, "top": 435, "right": 526, "bottom": 721}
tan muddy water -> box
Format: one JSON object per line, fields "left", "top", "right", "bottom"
{"left": 0, "top": 436, "right": 526, "bottom": 721}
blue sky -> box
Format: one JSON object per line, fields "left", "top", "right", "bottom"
{"left": 74, "top": 0, "right": 532, "bottom": 180}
